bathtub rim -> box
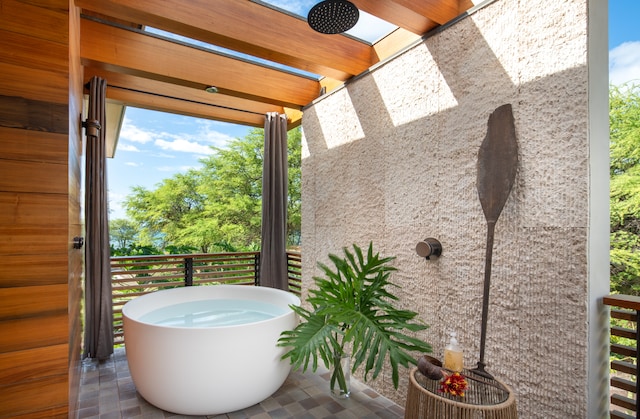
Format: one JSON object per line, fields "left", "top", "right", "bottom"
{"left": 122, "top": 284, "right": 301, "bottom": 331}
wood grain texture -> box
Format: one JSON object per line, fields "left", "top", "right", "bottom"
{"left": 0, "top": 344, "right": 67, "bottom": 385}
{"left": 0, "top": 159, "right": 67, "bottom": 194}
{"left": 0, "top": 30, "right": 68, "bottom": 73}
{"left": 0, "top": 225, "right": 68, "bottom": 255}
{"left": 80, "top": 18, "right": 319, "bottom": 108}
{"left": 0, "top": 254, "right": 68, "bottom": 287}
{"left": 0, "top": 312, "right": 68, "bottom": 353}
{"left": 103, "top": 83, "right": 268, "bottom": 128}
{"left": 386, "top": 0, "right": 461, "bottom": 24}
{"left": 604, "top": 294, "right": 640, "bottom": 311}
{"left": 74, "top": 0, "right": 476, "bottom": 128}
{"left": 76, "top": 0, "right": 369, "bottom": 79}
{"left": 0, "top": 373, "right": 68, "bottom": 418}
{"left": 354, "top": 0, "right": 439, "bottom": 34}
{"left": 0, "top": 62, "right": 69, "bottom": 105}
{"left": 0, "top": 0, "right": 69, "bottom": 45}
{"left": 372, "top": 28, "right": 421, "bottom": 62}
{"left": 0, "top": 95, "right": 68, "bottom": 134}
{"left": 0, "top": 1, "right": 80, "bottom": 418}
{"left": 0, "top": 192, "right": 67, "bottom": 225}
{"left": 0, "top": 127, "right": 67, "bottom": 163}
{"left": 0, "top": 284, "right": 68, "bottom": 320}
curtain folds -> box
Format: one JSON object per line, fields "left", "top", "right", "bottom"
{"left": 260, "top": 112, "right": 289, "bottom": 290}
{"left": 83, "top": 76, "right": 113, "bottom": 360}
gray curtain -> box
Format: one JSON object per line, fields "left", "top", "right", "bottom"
{"left": 259, "top": 112, "right": 289, "bottom": 290}
{"left": 83, "top": 76, "right": 113, "bottom": 360}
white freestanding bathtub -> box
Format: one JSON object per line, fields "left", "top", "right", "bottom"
{"left": 122, "top": 285, "right": 300, "bottom": 415}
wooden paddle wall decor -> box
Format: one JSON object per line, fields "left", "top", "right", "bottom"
{"left": 473, "top": 104, "right": 518, "bottom": 378}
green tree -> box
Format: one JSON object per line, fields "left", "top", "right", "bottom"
{"left": 125, "top": 171, "right": 206, "bottom": 250}
{"left": 195, "top": 127, "right": 301, "bottom": 249}
{"left": 109, "top": 218, "right": 138, "bottom": 249}
{"left": 287, "top": 128, "right": 302, "bottom": 246}
{"left": 121, "top": 127, "right": 302, "bottom": 252}
{"left": 197, "top": 129, "right": 265, "bottom": 248}
{"left": 610, "top": 83, "right": 640, "bottom": 295}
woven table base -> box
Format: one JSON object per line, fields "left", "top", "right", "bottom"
{"left": 404, "top": 367, "right": 517, "bottom": 419}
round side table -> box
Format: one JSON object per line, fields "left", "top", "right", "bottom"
{"left": 404, "top": 367, "right": 517, "bottom": 419}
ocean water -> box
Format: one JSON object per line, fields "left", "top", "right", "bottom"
{"left": 138, "top": 299, "right": 287, "bottom": 327}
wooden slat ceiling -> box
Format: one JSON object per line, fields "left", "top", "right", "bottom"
{"left": 77, "top": 0, "right": 474, "bottom": 137}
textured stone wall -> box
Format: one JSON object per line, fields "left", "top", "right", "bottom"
{"left": 301, "top": 0, "right": 606, "bottom": 417}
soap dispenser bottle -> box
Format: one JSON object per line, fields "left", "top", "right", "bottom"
{"left": 443, "top": 331, "right": 463, "bottom": 372}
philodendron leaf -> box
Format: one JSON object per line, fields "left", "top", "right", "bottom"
{"left": 278, "top": 307, "right": 339, "bottom": 373}
{"left": 278, "top": 242, "right": 432, "bottom": 389}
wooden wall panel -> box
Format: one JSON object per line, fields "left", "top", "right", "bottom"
{"left": 0, "top": 313, "right": 68, "bottom": 353}
{"left": 0, "top": 344, "right": 67, "bottom": 385}
{"left": 0, "top": 63, "right": 69, "bottom": 105}
{"left": 0, "top": 226, "right": 68, "bottom": 256}
{"left": 0, "top": 31, "right": 68, "bottom": 73}
{"left": 67, "top": 253, "right": 83, "bottom": 416}
{"left": 0, "top": 192, "right": 67, "bottom": 225}
{"left": 0, "top": 0, "right": 70, "bottom": 44}
{"left": 6, "top": 407, "right": 68, "bottom": 419}
{"left": 0, "top": 97, "right": 68, "bottom": 135}
{"left": 0, "top": 254, "right": 68, "bottom": 287}
{"left": 0, "top": 160, "right": 67, "bottom": 194}
{"left": 0, "top": 0, "right": 81, "bottom": 417}
{"left": 0, "top": 284, "right": 68, "bottom": 320}
{"left": 0, "top": 127, "right": 67, "bottom": 163}
{"left": 0, "top": 374, "right": 68, "bottom": 418}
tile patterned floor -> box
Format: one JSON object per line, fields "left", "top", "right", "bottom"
{"left": 77, "top": 348, "right": 405, "bottom": 418}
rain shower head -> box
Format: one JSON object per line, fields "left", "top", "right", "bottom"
{"left": 307, "top": 0, "right": 359, "bottom": 34}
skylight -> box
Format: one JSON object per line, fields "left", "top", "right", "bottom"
{"left": 255, "top": 0, "right": 399, "bottom": 44}
{"left": 143, "top": 1, "right": 399, "bottom": 82}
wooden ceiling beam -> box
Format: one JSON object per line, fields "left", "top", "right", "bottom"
{"left": 104, "top": 87, "right": 268, "bottom": 128}
{"left": 83, "top": 68, "right": 303, "bottom": 128}
{"left": 83, "top": 68, "right": 283, "bottom": 116}
{"left": 80, "top": 18, "right": 321, "bottom": 109}
{"left": 388, "top": 0, "right": 467, "bottom": 25}
{"left": 84, "top": 67, "right": 282, "bottom": 114}
{"left": 74, "top": 0, "right": 476, "bottom": 130}
{"left": 352, "top": 0, "right": 439, "bottom": 34}
{"left": 372, "top": 28, "right": 422, "bottom": 62}
{"left": 75, "top": 0, "right": 373, "bottom": 81}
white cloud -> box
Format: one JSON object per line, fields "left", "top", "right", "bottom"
{"left": 119, "top": 117, "right": 155, "bottom": 144}
{"left": 118, "top": 115, "right": 234, "bottom": 157}
{"left": 118, "top": 143, "right": 140, "bottom": 152}
{"left": 194, "top": 120, "right": 236, "bottom": 148}
{"left": 157, "top": 165, "right": 198, "bottom": 172}
{"left": 155, "top": 138, "right": 215, "bottom": 155}
{"left": 610, "top": 41, "right": 640, "bottom": 86}
{"left": 125, "top": 162, "right": 142, "bottom": 167}
{"left": 152, "top": 152, "right": 176, "bottom": 159}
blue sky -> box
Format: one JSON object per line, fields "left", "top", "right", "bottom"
{"left": 107, "top": 2, "right": 640, "bottom": 220}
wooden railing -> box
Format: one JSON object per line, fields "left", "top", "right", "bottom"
{"left": 111, "top": 251, "right": 302, "bottom": 345}
{"left": 286, "top": 250, "right": 302, "bottom": 295}
{"left": 604, "top": 294, "right": 640, "bottom": 419}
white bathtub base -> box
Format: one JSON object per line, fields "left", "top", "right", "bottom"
{"left": 122, "top": 285, "right": 300, "bottom": 415}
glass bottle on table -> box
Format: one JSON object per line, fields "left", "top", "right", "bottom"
{"left": 443, "top": 331, "right": 463, "bottom": 372}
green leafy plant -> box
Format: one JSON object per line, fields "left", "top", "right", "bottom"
{"left": 278, "top": 242, "right": 432, "bottom": 394}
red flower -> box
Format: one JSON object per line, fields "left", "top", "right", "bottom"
{"left": 439, "top": 372, "right": 468, "bottom": 397}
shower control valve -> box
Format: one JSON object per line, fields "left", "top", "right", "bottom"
{"left": 416, "top": 238, "right": 442, "bottom": 260}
